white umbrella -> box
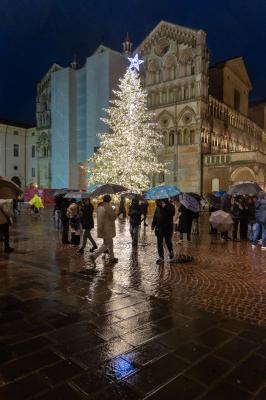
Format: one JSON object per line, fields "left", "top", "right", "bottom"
{"left": 209, "top": 210, "right": 233, "bottom": 232}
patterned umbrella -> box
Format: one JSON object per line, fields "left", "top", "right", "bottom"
{"left": 179, "top": 193, "right": 200, "bottom": 212}
{"left": 228, "top": 182, "right": 262, "bottom": 196}
{"left": 144, "top": 185, "right": 181, "bottom": 200}
{"left": 89, "top": 183, "right": 128, "bottom": 198}
{"left": 209, "top": 210, "right": 233, "bottom": 232}
{"left": 0, "top": 176, "right": 23, "bottom": 199}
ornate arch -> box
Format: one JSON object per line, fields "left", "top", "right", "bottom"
{"left": 157, "top": 110, "right": 175, "bottom": 128}
{"left": 231, "top": 167, "right": 256, "bottom": 183}
{"left": 177, "top": 106, "right": 197, "bottom": 127}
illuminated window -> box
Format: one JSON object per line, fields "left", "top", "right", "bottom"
{"left": 212, "top": 178, "right": 219, "bottom": 192}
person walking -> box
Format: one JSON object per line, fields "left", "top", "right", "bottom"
{"left": 247, "top": 196, "right": 256, "bottom": 242}
{"left": 60, "top": 198, "right": 70, "bottom": 244}
{"left": 29, "top": 193, "right": 44, "bottom": 217}
{"left": 178, "top": 204, "right": 193, "bottom": 243}
{"left": 140, "top": 201, "right": 148, "bottom": 227}
{"left": 230, "top": 196, "right": 241, "bottom": 242}
{"left": 117, "top": 196, "right": 126, "bottom": 219}
{"left": 152, "top": 199, "right": 175, "bottom": 264}
{"left": 239, "top": 196, "right": 248, "bottom": 240}
{"left": 88, "top": 195, "right": 118, "bottom": 267}
{"left": 77, "top": 198, "right": 97, "bottom": 254}
{"left": 251, "top": 191, "right": 266, "bottom": 250}
{"left": 67, "top": 199, "right": 81, "bottom": 245}
{"left": 0, "top": 200, "right": 14, "bottom": 253}
{"left": 128, "top": 198, "right": 142, "bottom": 247}
{"left": 221, "top": 195, "right": 232, "bottom": 241}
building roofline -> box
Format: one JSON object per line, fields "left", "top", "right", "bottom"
{"left": 0, "top": 119, "right": 35, "bottom": 129}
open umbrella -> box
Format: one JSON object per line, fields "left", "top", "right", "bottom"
{"left": 0, "top": 176, "right": 23, "bottom": 199}
{"left": 64, "top": 192, "right": 92, "bottom": 199}
{"left": 89, "top": 183, "right": 128, "bottom": 198}
{"left": 209, "top": 210, "right": 233, "bottom": 232}
{"left": 179, "top": 193, "right": 200, "bottom": 212}
{"left": 144, "top": 185, "right": 181, "bottom": 200}
{"left": 228, "top": 182, "right": 262, "bottom": 196}
{"left": 187, "top": 192, "right": 201, "bottom": 202}
{"left": 206, "top": 193, "right": 221, "bottom": 209}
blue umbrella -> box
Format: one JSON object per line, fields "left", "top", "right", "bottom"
{"left": 144, "top": 185, "right": 181, "bottom": 200}
{"left": 214, "top": 191, "right": 226, "bottom": 197}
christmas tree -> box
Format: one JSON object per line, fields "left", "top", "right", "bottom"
{"left": 88, "top": 55, "right": 166, "bottom": 193}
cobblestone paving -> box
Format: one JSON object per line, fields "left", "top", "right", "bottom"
{"left": 0, "top": 207, "right": 265, "bottom": 399}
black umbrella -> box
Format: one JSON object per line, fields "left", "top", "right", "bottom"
{"left": 206, "top": 193, "right": 221, "bottom": 209}
{"left": 187, "top": 192, "right": 202, "bottom": 203}
{"left": 90, "top": 183, "right": 128, "bottom": 198}
{"left": 228, "top": 182, "right": 262, "bottom": 196}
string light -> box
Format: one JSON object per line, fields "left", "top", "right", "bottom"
{"left": 88, "top": 65, "right": 167, "bottom": 193}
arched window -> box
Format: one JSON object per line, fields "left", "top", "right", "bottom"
{"left": 169, "top": 131, "right": 175, "bottom": 146}
{"left": 190, "top": 130, "right": 195, "bottom": 144}
{"left": 178, "top": 129, "right": 183, "bottom": 145}
{"left": 184, "top": 87, "right": 189, "bottom": 100}
{"left": 212, "top": 178, "right": 220, "bottom": 192}
{"left": 184, "top": 129, "right": 190, "bottom": 145}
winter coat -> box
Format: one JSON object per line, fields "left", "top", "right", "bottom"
{"left": 152, "top": 203, "right": 175, "bottom": 236}
{"left": 247, "top": 203, "right": 256, "bottom": 224}
{"left": 96, "top": 202, "right": 116, "bottom": 239}
{"left": 67, "top": 203, "right": 80, "bottom": 232}
{"left": 140, "top": 202, "right": 148, "bottom": 216}
{"left": 255, "top": 199, "right": 266, "bottom": 224}
{"left": 178, "top": 204, "right": 194, "bottom": 234}
{"left": 230, "top": 201, "right": 241, "bottom": 219}
{"left": 0, "top": 202, "right": 12, "bottom": 225}
{"left": 128, "top": 204, "right": 142, "bottom": 227}
{"left": 80, "top": 203, "right": 94, "bottom": 229}
{"left": 29, "top": 195, "right": 44, "bottom": 209}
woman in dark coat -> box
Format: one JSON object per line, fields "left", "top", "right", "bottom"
{"left": 178, "top": 205, "right": 194, "bottom": 242}
{"left": 152, "top": 199, "right": 175, "bottom": 263}
{"left": 78, "top": 198, "right": 97, "bottom": 254}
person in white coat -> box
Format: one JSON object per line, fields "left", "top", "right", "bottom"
{"left": 88, "top": 195, "right": 118, "bottom": 267}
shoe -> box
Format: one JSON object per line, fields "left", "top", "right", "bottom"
{"left": 89, "top": 246, "right": 98, "bottom": 253}
{"left": 77, "top": 248, "right": 84, "bottom": 254}
{"left": 258, "top": 240, "right": 262, "bottom": 246}
{"left": 261, "top": 247, "right": 266, "bottom": 250}
{"left": 4, "top": 247, "right": 14, "bottom": 253}
{"left": 251, "top": 244, "right": 256, "bottom": 249}
{"left": 109, "top": 257, "right": 118, "bottom": 264}
{"left": 156, "top": 258, "right": 164, "bottom": 264}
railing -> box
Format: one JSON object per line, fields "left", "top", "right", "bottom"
{"left": 204, "top": 151, "right": 266, "bottom": 165}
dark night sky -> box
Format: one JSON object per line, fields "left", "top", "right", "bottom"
{"left": 1, "top": 0, "right": 265, "bottom": 124}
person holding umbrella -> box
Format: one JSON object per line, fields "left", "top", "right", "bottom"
{"left": 88, "top": 195, "right": 118, "bottom": 267}
{"left": 251, "top": 191, "right": 266, "bottom": 250}
{"left": 0, "top": 200, "right": 14, "bottom": 253}
{"left": 152, "top": 198, "right": 175, "bottom": 264}
{"left": 77, "top": 198, "right": 97, "bottom": 254}
{"left": 128, "top": 198, "right": 142, "bottom": 247}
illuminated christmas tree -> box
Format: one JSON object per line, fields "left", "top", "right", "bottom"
{"left": 88, "top": 55, "right": 166, "bottom": 193}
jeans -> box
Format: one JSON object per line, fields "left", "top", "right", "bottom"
{"left": 156, "top": 233, "right": 173, "bottom": 259}
{"left": 130, "top": 225, "right": 139, "bottom": 246}
{"left": 248, "top": 223, "right": 256, "bottom": 242}
{"left": 252, "top": 223, "right": 266, "bottom": 247}
{"left": 93, "top": 238, "right": 114, "bottom": 260}
{"left": 81, "top": 229, "right": 97, "bottom": 249}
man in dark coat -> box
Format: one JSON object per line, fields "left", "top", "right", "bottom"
{"left": 128, "top": 199, "right": 142, "bottom": 247}
{"left": 140, "top": 201, "right": 148, "bottom": 226}
{"left": 78, "top": 198, "right": 97, "bottom": 254}
{"left": 152, "top": 199, "right": 175, "bottom": 263}
{"left": 60, "top": 198, "right": 70, "bottom": 244}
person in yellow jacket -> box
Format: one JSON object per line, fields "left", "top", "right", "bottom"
{"left": 29, "top": 194, "right": 44, "bottom": 216}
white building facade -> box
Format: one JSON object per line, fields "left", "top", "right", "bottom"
{"left": 0, "top": 120, "right": 38, "bottom": 188}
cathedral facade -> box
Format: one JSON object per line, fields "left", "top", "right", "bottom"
{"left": 34, "top": 20, "right": 266, "bottom": 193}
{"left": 138, "top": 21, "right": 266, "bottom": 193}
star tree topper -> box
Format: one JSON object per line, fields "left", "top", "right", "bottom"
{"left": 128, "top": 53, "right": 144, "bottom": 71}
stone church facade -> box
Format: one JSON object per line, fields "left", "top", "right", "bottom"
{"left": 34, "top": 20, "right": 266, "bottom": 193}
{"left": 138, "top": 21, "right": 266, "bottom": 193}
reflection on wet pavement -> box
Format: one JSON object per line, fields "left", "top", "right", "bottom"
{"left": 0, "top": 206, "right": 265, "bottom": 399}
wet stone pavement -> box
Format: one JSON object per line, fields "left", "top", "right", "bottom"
{"left": 0, "top": 206, "right": 265, "bottom": 399}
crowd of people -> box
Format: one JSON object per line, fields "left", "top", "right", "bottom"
{"left": 209, "top": 192, "right": 266, "bottom": 250}
{"left": 1, "top": 190, "right": 265, "bottom": 262}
